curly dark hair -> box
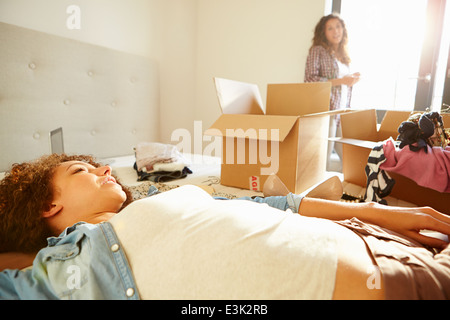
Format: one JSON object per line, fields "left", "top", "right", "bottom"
{"left": 0, "top": 154, "right": 133, "bottom": 253}
{"left": 311, "top": 13, "right": 351, "bottom": 65}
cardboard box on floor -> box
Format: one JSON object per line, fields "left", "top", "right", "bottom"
{"left": 205, "top": 77, "right": 340, "bottom": 194}
{"left": 338, "top": 109, "right": 450, "bottom": 215}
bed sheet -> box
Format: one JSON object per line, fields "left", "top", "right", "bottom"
{"left": 101, "top": 153, "right": 264, "bottom": 200}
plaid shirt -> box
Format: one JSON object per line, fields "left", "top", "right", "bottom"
{"left": 304, "top": 45, "right": 352, "bottom": 112}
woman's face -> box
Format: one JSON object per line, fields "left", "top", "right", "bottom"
{"left": 324, "top": 18, "right": 344, "bottom": 47}
{"left": 46, "top": 161, "right": 127, "bottom": 231}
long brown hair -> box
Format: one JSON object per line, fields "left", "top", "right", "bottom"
{"left": 0, "top": 154, "right": 132, "bottom": 253}
{"left": 311, "top": 13, "right": 351, "bottom": 64}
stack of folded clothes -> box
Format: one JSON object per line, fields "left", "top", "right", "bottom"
{"left": 133, "top": 142, "right": 192, "bottom": 182}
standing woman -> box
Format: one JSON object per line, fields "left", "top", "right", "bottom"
{"left": 305, "top": 13, "right": 360, "bottom": 171}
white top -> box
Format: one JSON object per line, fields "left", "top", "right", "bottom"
{"left": 110, "top": 185, "right": 342, "bottom": 299}
{"left": 336, "top": 59, "right": 350, "bottom": 108}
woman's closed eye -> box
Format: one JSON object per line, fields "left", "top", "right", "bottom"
{"left": 70, "top": 165, "right": 90, "bottom": 174}
{"left": 72, "top": 167, "right": 87, "bottom": 174}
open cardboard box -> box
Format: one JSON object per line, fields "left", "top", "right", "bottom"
{"left": 205, "top": 77, "right": 342, "bottom": 194}
{"left": 337, "top": 109, "right": 450, "bottom": 215}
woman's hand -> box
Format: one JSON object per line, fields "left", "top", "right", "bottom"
{"left": 331, "top": 72, "right": 361, "bottom": 87}
{"left": 342, "top": 73, "right": 361, "bottom": 87}
{"left": 299, "top": 198, "right": 450, "bottom": 249}
{"left": 368, "top": 205, "right": 450, "bottom": 249}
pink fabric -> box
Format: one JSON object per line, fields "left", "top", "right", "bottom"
{"left": 380, "top": 139, "right": 450, "bottom": 193}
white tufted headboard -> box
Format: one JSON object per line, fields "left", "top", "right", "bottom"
{"left": 0, "top": 22, "right": 160, "bottom": 172}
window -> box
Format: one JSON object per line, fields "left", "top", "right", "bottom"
{"left": 334, "top": 0, "right": 450, "bottom": 111}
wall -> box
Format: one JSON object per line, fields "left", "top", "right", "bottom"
{"left": 195, "top": 0, "right": 327, "bottom": 135}
{"left": 0, "top": 0, "right": 327, "bottom": 149}
{"left": 158, "top": 0, "right": 198, "bottom": 146}
{"left": 0, "top": 0, "right": 162, "bottom": 59}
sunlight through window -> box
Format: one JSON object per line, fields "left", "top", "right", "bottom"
{"left": 340, "top": 0, "right": 428, "bottom": 110}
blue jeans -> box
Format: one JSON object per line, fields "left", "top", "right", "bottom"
{"left": 218, "top": 194, "right": 304, "bottom": 213}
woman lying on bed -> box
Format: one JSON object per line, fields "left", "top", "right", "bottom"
{"left": 0, "top": 154, "right": 449, "bottom": 300}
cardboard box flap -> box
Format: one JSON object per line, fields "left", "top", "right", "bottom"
{"left": 205, "top": 114, "right": 298, "bottom": 142}
{"left": 341, "top": 109, "right": 378, "bottom": 141}
{"left": 266, "top": 82, "right": 331, "bottom": 116}
{"left": 330, "top": 137, "right": 379, "bottom": 149}
{"left": 214, "top": 77, "right": 265, "bottom": 115}
{"left": 378, "top": 110, "right": 412, "bottom": 140}
{"left": 300, "top": 108, "right": 353, "bottom": 118}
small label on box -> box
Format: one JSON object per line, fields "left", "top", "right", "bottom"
{"left": 250, "top": 176, "right": 260, "bottom": 191}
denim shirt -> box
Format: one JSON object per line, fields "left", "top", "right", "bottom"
{"left": 0, "top": 222, "right": 140, "bottom": 300}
